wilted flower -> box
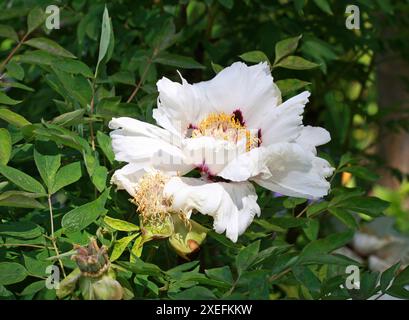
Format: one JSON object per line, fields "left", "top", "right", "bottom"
{"left": 57, "top": 238, "right": 124, "bottom": 300}
{"left": 110, "top": 62, "right": 333, "bottom": 242}
{"left": 126, "top": 169, "right": 207, "bottom": 258}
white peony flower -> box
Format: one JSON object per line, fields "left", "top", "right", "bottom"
{"left": 110, "top": 61, "right": 334, "bottom": 242}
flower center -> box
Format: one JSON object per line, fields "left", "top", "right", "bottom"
{"left": 191, "top": 111, "right": 259, "bottom": 151}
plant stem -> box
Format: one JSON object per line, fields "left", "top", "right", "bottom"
{"left": 269, "top": 268, "right": 291, "bottom": 282}
{"left": 48, "top": 194, "right": 67, "bottom": 278}
{"left": 296, "top": 206, "right": 308, "bottom": 218}
{"left": 0, "top": 32, "right": 29, "bottom": 74}
{"left": 88, "top": 79, "right": 97, "bottom": 151}
{"left": 126, "top": 48, "right": 159, "bottom": 103}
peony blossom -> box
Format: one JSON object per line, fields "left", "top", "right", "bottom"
{"left": 110, "top": 62, "right": 334, "bottom": 242}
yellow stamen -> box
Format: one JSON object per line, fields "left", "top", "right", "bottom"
{"left": 191, "top": 112, "right": 259, "bottom": 151}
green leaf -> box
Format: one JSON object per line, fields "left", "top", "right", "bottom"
{"left": 0, "top": 164, "right": 45, "bottom": 194}
{"left": 0, "top": 81, "right": 33, "bottom": 92}
{"left": 329, "top": 207, "right": 359, "bottom": 229}
{"left": 0, "top": 92, "right": 22, "bottom": 105}
{"left": 218, "top": 0, "right": 234, "bottom": 9}
{"left": 117, "top": 259, "right": 163, "bottom": 277}
{"left": 0, "top": 191, "right": 45, "bottom": 209}
{"left": 0, "top": 221, "right": 42, "bottom": 239}
{"left": 56, "top": 268, "right": 81, "bottom": 299}
{"left": 235, "top": 240, "right": 260, "bottom": 275}
{"left": 110, "top": 234, "right": 138, "bottom": 261}
{"left": 154, "top": 52, "right": 205, "bottom": 69}
{"left": 389, "top": 265, "right": 409, "bottom": 288}
{"left": 298, "top": 253, "right": 360, "bottom": 266}
{"left": 51, "top": 68, "right": 92, "bottom": 108}
{"left": 386, "top": 265, "right": 409, "bottom": 298}
{"left": 104, "top": 216, "right": 139, "bottom": 232}
{"left": 0, "top": 24, "right": 18, "bottom": 41}
{"left": 274, "top": 35, "right": 302, "bottom": 64}
{"left": 283, "top": 197, "right": 307, "bottom": 209}
{"left": 62, "top": 189, "right": 109, "bottom": 233}
{"left": 205, "top": 266, "right": 233, "bottom": 285}
{"left": 211, "top": 62, "right": 223, "bottom": 74}
{"left": 292, "top": 265, "right": 321, "bottom": 295}
{"left": 169, "top": 286, "right": 217, "bottom": 300}
{"left": 341, "top": 196, "right": 389, "bottom": 217}
{"left": 380, "top": 262, "right": 401, "bottom": 292}
{"left": 51, "top": 162, "right": 82, "bottom": 194}
{"left": 0, "top": 108, "right": 31, "bottom": 127}
{"left": 239, "top": 51, "right": 270, "bottom": 64}
{"left": 5, "top": 61, "right": 24, "bottom": 80}
{"left": 27, "top": 7, "right": 45, "bottom": 33}
{"left": 109, "top": 71, "right": 135, "bottom": 85}
{"left": 275, "top": 56, "right": 319, "bottom": 70}
{"left": 91, "top": 165, "right": 108, "bottom": 192}
{"left": 0, "top": 262, "right": 28, "bottom": 285}
{"left": 313, "top": 0, "right": 333, "bottom": 15}
{"left": 130, "top": 236, "right": 143, "bottom": 261}
{"left": 303, "top": 219, "right": 319, "bottom": 241}
{"left": 300, "top": 230, "right": 354, "bottom": 259}
{"left": 24, "top": 38, "right": 76, "bottom": 59}
{"left": 34, "top": 148, "right": 61, "bottom": 193}
{"left": 96, "top": 6, "right": 114, "bottom": 75}
{"left": 96, "top": 131, "right": 115, "bottom": 164}
{"left": 307, "top": 201, "right": 329, "bottom": 217}
{"left": 52, "top": 59, "right": 93, "bottom": 78}
{"left": 51, "top": 109, "right": 85, "bottom": 127}
{"left": 20, "top": 280, "right": 45, "bottom": 296}
{"left": 276, "top": 79, "right": 311, "bottom": 96}
{"left": 0, "top": 128, "right": 12, "bottom": 165}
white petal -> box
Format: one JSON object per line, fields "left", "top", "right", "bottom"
{"left": 154, "top": 62, "right": 281, "bottom": 136}
{"left": 111, "top": 164, "right": 148, "bottom": 197}
{"left": 252, "top": 143, "right": 334, "bottom": 198}
{"left": 109, "top": 117, "right": 192, "bottom": 173}
{"left": 259, "top": 91, "right": 310, "bottom": 146}
{"left": 182, "top": 136, "right": 247, "bottom": 175}
{"left": 164, "top": 178, "right": 260, "bottom": 242}
{"left": 154, "top": 76, "right": 212, "bottom": 136}
{"left": 195, "top": 62, "right": 281, "bottom": 128}
{"left": 218, "top": 147, "right": 269, "bottom": 182}
{"left": 295, "top": 125, "right": 331, "bottom": 155}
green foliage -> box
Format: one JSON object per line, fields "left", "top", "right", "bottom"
{"left": 0, "top": 0, "right": 407, "bottom": 301}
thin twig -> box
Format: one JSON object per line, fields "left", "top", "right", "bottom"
{"left": 296, "top": 206, "right": 308, "bottom": 218}
{"left": 48, "top": 194, "right": 67, "bottom": 278}
{"left": 0, "top": 32, "right": 29, "bottom": 73}
{"left": 126, "top": 48, "right": 159, "bottom": 103}
{"left": 269, "top": 268, "right": 291, "bottom": 282}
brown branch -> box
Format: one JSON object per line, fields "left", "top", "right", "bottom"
{"left": 0, "top": 32, "right": 29, "bottom": 74}
{"left": 126, "top": 48, "right": 159, "bottom": 103}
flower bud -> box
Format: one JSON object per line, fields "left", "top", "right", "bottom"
{"left": 71, "top": 238, "right": 110, "bottom": 277}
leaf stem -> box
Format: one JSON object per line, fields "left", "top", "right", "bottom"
{"left": 88, "top": 79, "right": 97, "bottom": 151}
{"left": 48, "top": 194, "right": 67, "bottom": 278}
